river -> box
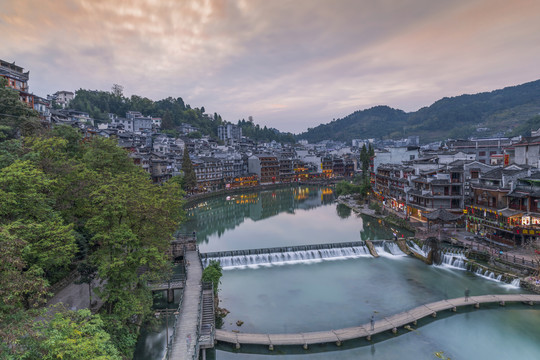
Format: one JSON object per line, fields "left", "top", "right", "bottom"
{"left": 135, "top": 185, "right": 540, "bottom": 360}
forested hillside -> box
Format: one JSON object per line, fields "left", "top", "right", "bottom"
{"left": 298, "top": 79, "right": 540, "bottom": 143}
{"left": 71, "top": 86, "right": 295, "bottom": 143}
{"left": 1, "top": 79, "right": 184, "bottom": 358}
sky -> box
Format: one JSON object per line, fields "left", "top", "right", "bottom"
{"left": 1, "top": 0, "right": 540, "bottom": 133}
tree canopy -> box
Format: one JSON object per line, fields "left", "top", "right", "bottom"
{"left": 0, "top": 116, "right": 185, "bottom": 358}
{"left": 70, "top": 88, "right": 223, "bottom": 137}
{"left": 298, "top": 79, "right": 540, "bottom": 143}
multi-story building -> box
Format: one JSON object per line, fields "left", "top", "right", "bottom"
{"left": 33, "top": 95, "right": 51, "bottom": 123}
{"left": 375, "top": 160, "right": 471, "bottom": 219}
{"left": 293, "top": 159, "right": 309, "bottom": 181}
{"left": 447, "top": 138, "right": 513, "bottom": 164}
{"left": 278, "top": 156, "right": 295, "bottom": 183}
{"left": 215, "top": 154, "right": 243, "bottom": 184}
{"left": 466, "top": 165, "right": 536, "bottom": 246}
{"left": 110, "top": 112, "right": 153, "bottom": 133}
{"left": 332, "top": 157, "right": 345, "bottom": 177}
{"left": 217, "top": 124, "right": 242, "bottom": 143}
{"left": 374, "top": 164, "right": 413, "bottom": 215}
{"left": 0, "top": 59, "right": 33, "bottom": 107}
{"left": 179, "top": 123, "right": 198, "bottom": 135}
{"left": 513, "top": 136, "right": 540, "bottom": 167}
{"left": 192, "top": 157, "right": 224, "bottom": 191}
{"left": 149, "top": 158, "right": 172, "bottom": 184}
{"left": 344, "top": 157, "right": 356, "bottom": 177}
{"left": 48, "top": 91, "right": 74, "bottom": 109}
{"left": 248, "top": 154, "right": 280, "bottom": 184}
{"left": 321, "top": 156, "right": 333, "bottom": 178}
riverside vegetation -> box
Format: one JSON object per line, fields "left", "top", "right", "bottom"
{"left": 0, "top": 78, "right": 185, "bottom": 359}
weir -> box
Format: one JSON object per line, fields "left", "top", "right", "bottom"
{"left": 201, "top": 240, "right": 406, "bottom": 268}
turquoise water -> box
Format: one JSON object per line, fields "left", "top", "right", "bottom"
{"left": 134, "top": 186, "right": 540, "bottom": 360}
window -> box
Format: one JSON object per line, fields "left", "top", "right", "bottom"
{"left": 479, "top": 151, "right": 486, "bottom": 156}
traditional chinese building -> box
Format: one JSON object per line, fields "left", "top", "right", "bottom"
{"left": 1, "top": 59, "right": 34, "bottom": 107}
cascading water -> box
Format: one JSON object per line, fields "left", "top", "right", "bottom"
{"left": 407, "top": 241, "right": 427, "bottom": 257}
{"left": 375, "top": 241, "right": 407, "bottom": 258}
{"left": 511, "top": 278, "right": 521, "bottom": 287}
{"left": 437, "top": 250, "right": 467, "bottom": 270}
{"left": 472, "top": 267, "right": 505, "bottom": 283}
{"left": 203, "top": 245, "right": 372, "bottom": 269}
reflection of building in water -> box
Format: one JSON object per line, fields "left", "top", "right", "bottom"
{"left": 182, "top": 186, "right": 335, "bottom": 241}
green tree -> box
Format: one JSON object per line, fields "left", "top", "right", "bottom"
{"left": 0, "top": 77, "right": 42, "bottom": 140}
{"left": 35, "top": 309, "right": 122, "bottom": 360}
{"left": 187, "top": 130, "right": 202, "bottom": 139}
{"left": 76, "top": 261, "right": 98, "bottom": 307}
{"left": 202, "top": 260, "right": 222, "bottom": 295}
{"left": 0, "top": 138, "right": 24, "bottom": 169}
{"left": 360, "top": 144, "right": 370, "bottom": 184}
{"left": 0, "top": 227, "right": 49, "bottom": 311}
{"left": 336, "top": 203, "right": 352, "bottom": 219}
{"left": 182, "top": 145, "right": 197, "bottom": 191}
{"left": 86, "top": 171, "right": 184, "bottom": 321}
{"left": 111, "top": 83, "right": 124, "bottom": 98}
{"left": 162, "top": 110, "right": 174, "bottom": 130}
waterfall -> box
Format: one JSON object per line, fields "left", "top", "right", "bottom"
{"left": 407, "top": 241, "right": 427, "bottom": 257}
{"left": 472, "top": 268, "right": 503, "bottom": 283}
{"left": 203, "top": 245, "right": 372, "bottom": 269}
{"left": 433, "top": 250, "right": 520, "bottom": 287}
{"left": 375, "top": 241, "right": 407, "bottom": 258}
{"left": 437, "top": 250, "right": 467, "bottom": 270}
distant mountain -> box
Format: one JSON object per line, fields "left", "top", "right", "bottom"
{"left": 298, "top": 79, "right": 540, "bottom": 143}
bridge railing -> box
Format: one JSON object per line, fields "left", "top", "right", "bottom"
{"left": 200, "top": 281, "right": 215, "bottom": 347}
{"left": 161, "top": 249, "right": 188, "bottom": 360}
{"left": 147, "top": 273, "right": 186, "bottom": 289}
{"left": 192, "top": 247, "right": 204, "bottom": 360}
{"left": 161, "top": 287, "right": 184, "bottom": 360}
{"left": 455, "top": 240, "right": 539, "bottom": 270}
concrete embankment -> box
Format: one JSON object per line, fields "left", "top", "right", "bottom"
{"left": 364, "top": 240, "right": 379, "bottom": 258}
{"left": 336, "top": 198, "right": 383, "bottom": 219}
{"left": 396, "top": 239, "right": 411, "bottom": 255}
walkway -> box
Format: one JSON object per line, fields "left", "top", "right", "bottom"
{"left": 168, "top": 250, "right": 202, "bottom": 360}
{"left": 216, "top": 294, "right": 540, "bottom": 349}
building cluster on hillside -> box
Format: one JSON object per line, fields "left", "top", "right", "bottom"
{"left": 1, "top": 59, "right": 362, "bottom": 190}
{"left": 372, "top": 137, "right": 540, "bottom": 247}
{"left": 6, "top": 59, "right": 540, "bottom": 247}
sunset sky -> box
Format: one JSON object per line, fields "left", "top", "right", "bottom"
{"left": 2, "top": 0, "right": 540, "bottom": 133}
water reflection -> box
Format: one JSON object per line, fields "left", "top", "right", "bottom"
{"left": 182, "top": 186, "right": 411, "bottom": 253}
{"left": 183, "top": 186, "right": 335, "bottom": 245}
{"left": 336, "top": 203, "right": 352, "bottom": 219}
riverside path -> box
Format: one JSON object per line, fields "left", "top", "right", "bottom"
{"left": 168, "top": 250, "right": 202, "bottom": 359}
{"left": 216, "top": 294, "right": 540, "bottom": 350}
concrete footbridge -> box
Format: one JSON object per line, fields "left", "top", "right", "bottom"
{"left": 215, "top": 294, "right": 540, "bottom": 350}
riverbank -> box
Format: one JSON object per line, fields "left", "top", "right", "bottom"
{"left": 184, "top": 180, "right": 339, "bottom": 207}
{"left": 336, "top": 196, "right": 417, "bottom": 233}
{"left": 336, "top": 195, "right": 540, "bottom": 293}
